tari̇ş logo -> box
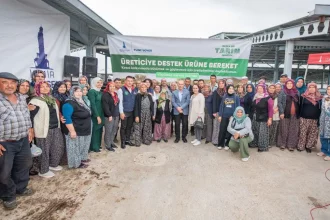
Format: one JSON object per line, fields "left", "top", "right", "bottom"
{"left": 119, "top": 41, "right": 131, "bottom": 52}
{"left": 133, "top": 48, "right": 152, "bottom": 53}
{"left": 215, "top": 45, "right": 240, "bottom": 57}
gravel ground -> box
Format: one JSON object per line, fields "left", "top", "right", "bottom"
{"left": 1, "top": 137, "right": 330, "bottom": 220}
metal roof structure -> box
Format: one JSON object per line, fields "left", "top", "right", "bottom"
{"left": 210, "top": 4, "right": 330, "bottom": 84}
{"left": 42, "top": 0, "right": 121, "bottom": 56}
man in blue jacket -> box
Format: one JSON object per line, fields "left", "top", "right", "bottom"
{"left": 172, "top": 80, "right": 190, "bottom": 143}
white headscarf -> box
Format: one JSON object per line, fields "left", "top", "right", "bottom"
{"left": 90, "top": 77, "right": 103, "bottom": 92}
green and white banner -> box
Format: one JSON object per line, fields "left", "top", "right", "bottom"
{"left": 108, "top": 35, "right": 252, "bottom": 79}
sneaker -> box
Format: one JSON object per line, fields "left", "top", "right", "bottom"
{"left": 224, "top": 146, "right": 229, "bottom": 150}
{"left": 3, "top": 200, "right": 17, "bottom": 210}
{"left": 193, "top": 141, "right": 201, "bottom": 146}
{"left": 324, "top": 156, "right": 330, "bottom": 161}
{"left": 217, "top": 147, "right": 223, "bottom": 150}
{"left": 49, "top": 166, "right": 63, "bottom": 171}
{"left": 191, "top": 139, "right": 198, "bottom": 144}
{"left": 17, "top": 188, "right": 34, "bottom": 197}
{"left": 241, "top": 157, "right": 250, "bottom": 162}
{"left": 38, "top": 171, "right": 55, "bottom": 178}
{"left": 317, "top": 152, "right": 326, "bottom": 157}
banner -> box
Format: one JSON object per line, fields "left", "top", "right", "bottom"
{"left": 108, "top": 35, "right": 252, "bottom": 79}
{"left": 307, "top": 53, "right": 330, "bottom": 65}
{"left": 0, "top": 0, "right": 70, "bottom": 86}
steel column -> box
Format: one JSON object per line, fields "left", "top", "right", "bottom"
{"left": 273, "top": 46, "right": 279, "bottom": 83}
{"left": 105, "top": 55, "right": 108, "bottom": 81}
{"left": 250, "top": 63, "right": 254, "bottom": 82}
{"left": 283, "top": 40, "right": 294, "bottom": 78}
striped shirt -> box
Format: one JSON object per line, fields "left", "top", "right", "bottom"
{"left": 0, "top": 93, "right": 31, "bottom": 141}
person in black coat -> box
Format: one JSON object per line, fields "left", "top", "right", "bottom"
{"left": 154, "top": 91, "right": 171, "bottom": 142}
{"left": 133, "top": 83, "right": 155, "bottom": 146}
{"left": 102, "top": 82, "right": 120, "bottom": 151}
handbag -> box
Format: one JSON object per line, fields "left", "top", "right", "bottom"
{"left": 31, "top": 143, "right": 42, "bottom": 157}
{"left": 194, "top": 117, "right": 204, "bottom": 129}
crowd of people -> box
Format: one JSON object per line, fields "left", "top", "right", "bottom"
{"left": 1, "top": 70, "right": 330, "bottom": 210}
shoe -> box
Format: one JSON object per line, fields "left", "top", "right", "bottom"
{"left": 29, "top": 171, "right": 38, "bottom": 176}
{"left": 191, "top": 139, "right": 198, "bottom": 144}
{"left": 78, "top": 163, "right": 88, "bottom": 168}
{"left": 193, "top": 141, "right": 201, "bottom": 146}
{"left": 49, "top": 166, "right": 63, "bottom": 171}
{"left": 157, "top": 139, "right": 161, "bottom": 143}
{"left": 241, "top": 156, "right": 250, "bottom": 162}
{"left": 163, "top": 139, "right": 168, "bottom": 143}
{"left": 106, "top": 147, "right": 115, "bottom": 152}
{"left": 111, "top": 144, "right": 118, "bottom": 148}
{"left": 213, "top": 144, "right": 217, "bottom": 147}
{"left": 288, "top": 148, "right": 294, "bottom": 152}
{"left": 224, "top": 146, "right": 229, "bottom": 150}
{"left": 258, "top": 149, "right": 264, "bottom": 152}
{"left": 317, "top": 152, "right": 326, "bottom": 157}
{"left": 135, "top": 145, "right": 141, "bottom": 147}
{"left": 121, "top": 142, "right": 126, "bottom": 149}
{"left": 3, "top": 200, "right": 17, "bottom": 210}
{"left": 174, "top": 139, "right": 179, "bottom": 143}
{"left": 217, "top": 147, "right": 223, "bottom": 150}
{"left": 114, "top": 138, "right": 119, "bottom": 143}
{"left": 297, "top": 149, "right": 302, "bottom": 152}
{"left": 17, "top": 188, "right": 34, "bottom": 197}
{"left": 38, "top": 171, "right": 55, "bottom": 178}
{"left": 324, "top": 156, "right": 330, "bottom": 161}
{"left": 81, "top": 159, "right": 91, "bottom": 163}
{"left": 182, "top": 138, "right": 187, "bottom": 143}
{"left": 306, "top": 149, "right": 312, "bottom": 153}
{"left": 205, "top": 141, "right": 209, "bottom": 144}
{"left": 126, "top": 141, "right": 135, "bottom": 146}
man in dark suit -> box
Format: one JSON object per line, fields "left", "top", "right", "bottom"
{"left": 172, "top": 80, "right": 190, "bottom": 143}
{"left": 184, "top": 77, "right": 193, "bottom": 95}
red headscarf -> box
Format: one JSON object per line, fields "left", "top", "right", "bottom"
{"left": 301, "top": 82, "right": 322, "bottom": 105}
{"left": 34, "top": 81, "right": 51, "bottom": 97}
{"left": 104, "top": 82, "right": 119, "bottom": 105}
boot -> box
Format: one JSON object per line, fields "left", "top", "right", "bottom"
{"left": 121, "top": 142, "right": 126, "bottom": 149}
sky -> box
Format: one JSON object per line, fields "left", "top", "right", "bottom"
{"left": 73, "top": 0, "right": 329, "bottom": 73}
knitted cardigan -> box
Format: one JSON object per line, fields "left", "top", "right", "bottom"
{"left": 29, "top": 98, "right": 60, "bottom": 138}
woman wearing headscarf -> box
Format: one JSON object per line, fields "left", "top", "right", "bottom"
{"left": 277, "top": 79, "right": 300, "bottom": 151}
{"left": 29, "top": 81, "right": 64, "bottom": 178}
{"left": 275, "top": 82, "right": 282, "bottom": 94}
{"left": 218, "top": 85, "right": 240, "bottom": 150}
{"left": 88, "top": 77, "right": 104, "bottom": 152}
{"left": 154, "top": 90, "right": 172, "bottom": 142}
{"left": 80, "top": 85, "right": 91, "bottom": 107}
{"left": 249, "top": 84, "right": 274, "bottom": 152}
{"left": 202, "top": 84, "right": 213, "bottom": 144}
{"left": 133, "top": 83, "right": 155, "bottom": 146}
{"left": 189, "top": 85, "right": 205, "bottom": 146}
{"left": 244, "top": 83, "right": 255, "bottom": 116}
{"left": 78, "top": 76, "right": 90, "bottom": 90}
{"left": 102, "top": 82, "right": 120, "bottom": 152}
{"left": 295, "top": 76, "right": 307, "bottom": 95}
{"left": 318, "top": 85, "right": 330, "bottom": 161}
{"left": 297, "top": 82, "right": 322, "bottom": 153}
{"left": 235, "top": 83, "right": 246, "bottom": 108}
{"left": 268, "top": 84, "right": 280, "bottom": 147}
{"left": 62, "top": 86, "right": 92, "bottom": 169}
{"left": 52, "top": 82, "right": 69, "bottom": 131}
{"left": 227, "top": 107, "right": 254, "bottom": 161}
{"left": 212, "top": 79, "right": 226, "bottom": 146}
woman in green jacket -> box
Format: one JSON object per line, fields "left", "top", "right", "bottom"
{"left": 88, "top": 77, "right": 104, "bottom": 152}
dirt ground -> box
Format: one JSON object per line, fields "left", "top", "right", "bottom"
{"left": 1, "top": 137, "right": 330, "bottom": 220}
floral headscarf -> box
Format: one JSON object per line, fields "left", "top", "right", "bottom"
{"left": 301, "top": 82, "right": 322, "bottom": 105}
{"left": 78, "top": 76, "right": 90, "bottom": 89}
{"left": 79, "top": 85, "right": 90, "bottom": 107}
{"left": 253, "top": 83, "right": 269, "bottom": 102}
{"left": 67, "top": 86, "right": 91, "bottom": 113}
{"left": 323, "top": 85, "right": 330, "bottom": 116}
{"left": 268, "top": 84, "right": 278, "bottom": 100}
{"left": 34, "top": 81, "right": 56, "bottom": 107}
{"left": 52, "top": 81, "right": 68, "bottom": 102}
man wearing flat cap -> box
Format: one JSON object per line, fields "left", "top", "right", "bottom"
{"left": 0, "top": 72, "right": 34, "bottom": 210}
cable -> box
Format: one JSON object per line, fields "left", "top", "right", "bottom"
{"left": 310, "top": 168, "right": 330, "bottom": 220}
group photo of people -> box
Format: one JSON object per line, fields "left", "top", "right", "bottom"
{"left": 1, "top": 70, "right": 330, "bottom": 210}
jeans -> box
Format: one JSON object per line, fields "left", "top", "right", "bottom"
{"left": 120, "top": 111, "right": 134, "bottom": 143}
{"left": 0, "top": 137, "right": 32, "bottom": 202}
{"left": 320, "top": 137, "right": 330, "bottom": 156}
